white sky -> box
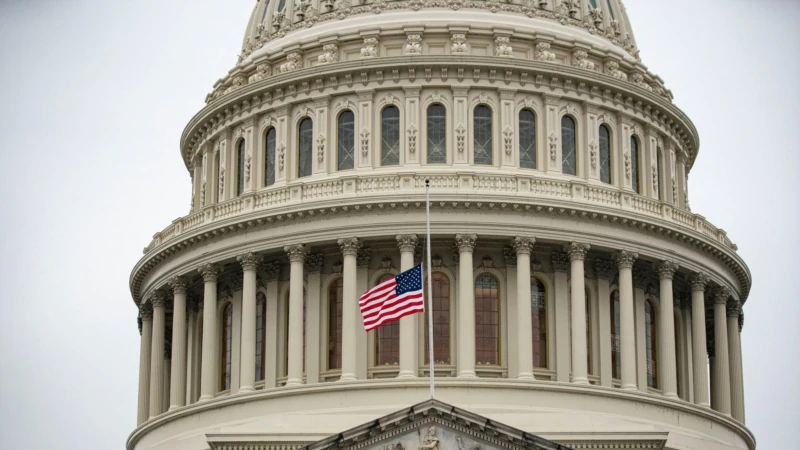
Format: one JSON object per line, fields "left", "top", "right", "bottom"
{"left": 0, "top": 1, "right": 797, "bottom": 449}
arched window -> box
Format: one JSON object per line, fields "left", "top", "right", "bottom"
{"left": 589, "top": 0, "right": 598, "bottom": 8}
{"left": 610, "top": 290, "right": 621, "bottom": 380}
{"left": 283, "top": 290, "right": 307, "bottom": 375}
{"left": 237, "top": 139, "right": 246, "bottom": 196}
{"left": 475, "top": 273, "right": 500, "bottom": 365}
{"left": 220, "top": 303, "right": 233, "bottom": 391}
{"left": 337, "top": 111, "right": 355, "bottom": 171}
{"left": 655, "top": 148, "right": 663, "bottom": 200}
{"left": 606, "top": 0, "right": 616, "bottom": 19}
{"left": 427, "top": 104, "right": 447, "bottom": 164}
{"left": 631, "top": 136, "right": 641, "bottom": 194}
{"left": 561, "top": 116, "right": 577, "bottom": 175}
{"left": 375, "top": 274, "right": 399, "bottom": 365}
{"left": 264, "top": 127, "right": 276, "bottom": 187}
{"left": 645, "top": 299, "right": 658, "bottom": 388}
{"left": 328, "top": 278, "right": 344, "bottom": 369}
{"left": 532, "top": 278, "right": 547, "bottom": 368}
{"left": 298, "top": 118, "right": 313, "bottom": 178}
{"left": 276, "top": 0, "right": 286, "bottom": 13}
{"left": 256, "top": 293, "right": 267, "bottom": 381}
{"left": 473, "top": 105, "right": 493, "bottom": 165}
{"left": 381, "top": 106, "right": 400, "bottom": 166}
{"left": 519, "top": 109, "right": 536, "bottom": 169}
{"left": 424, "top": 272, "right": 450, "bottom": 365}
{"left": 599, "top": 125, "right": 612, "bottom": 184}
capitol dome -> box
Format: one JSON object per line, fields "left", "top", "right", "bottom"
{"left": 128, "top": 0, "right": 753, "bottom": 449}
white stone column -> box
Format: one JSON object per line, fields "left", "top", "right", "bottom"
{"left": 552, "top": 252, "right": 571, "bottom": 383}
{"left": 656, "top": 260, "right": 679, "bottom": 398}
{"left": 514, "top": 237, "right": 536, "bottom": 381}
{"left": 681, "top": 296, "right": 695, "bottom": 403}
{"left": 456, "top": 234, "right": 477, "bottom": 378}
{"left": 198, "top": 263, "right": 221, "bottom": 402}
{"left": 690, "top": 274, "right": 710, "bottom": 407}
{"left": 729, "top": 306, "right": 745, "bottom": 423}
{"left": 137, "top": 304, "right": 153, "bottom": 425}
{"left": 713, "top": 287, "right": 732, "bottom": 416}
{"left": 184, "top": 297, "right": 197, "bottom": 405}
{"left": 613, "top": 251, "right": 638, "bottom": 390}
{"left": 304, "top": 255, "right": 324, "bottom": 384}
{"left": 633, "top": 270, "right": 647, "bottom": 393}
{"left": 237, "top": 252, "right": 261, "bottom": 393}
{"left": 567, "top": 243, "right": 590, "bottom": 385}
{"left": 285, "top": 244, "right": 308, "bottom": 386}
{"left": 595, "top": 261, "right": 614, "bottom": 387}
{"left": 355, "top": 249, "right": 370, "bottom": 379}
{"left": 339, "top": 238, "right": 360, "bottom": 381}
{"left": 397, "top": 234, "right": 419, "bottom": 378}
{"left": 148, "top": 292, "right": 167, "bottom": 418}
{"left": 263, "top": 262, "right": 281, "bottom": 389}
{"left": 168, "top": 277, "right": 188, "bottom": 410}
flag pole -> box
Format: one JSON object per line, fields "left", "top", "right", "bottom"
{"left": 425, "top": 179, "right": 435, "bottom": 400}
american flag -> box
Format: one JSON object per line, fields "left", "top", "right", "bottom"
{"left": 359, "top": 264, "right": 425, "bottom": 331}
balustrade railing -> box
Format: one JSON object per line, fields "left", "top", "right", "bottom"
{"left": 141, "top": 172, "right": 737, "bottom": 255}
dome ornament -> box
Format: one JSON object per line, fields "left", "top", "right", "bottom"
{"left": 494, "top": 36, "right": 513, "bottom": 57}
{"left": 535, "top": 42, "right": 556, "bottom": 62}
{"left": 318, "top": 43, "right": 339, "bottom": 64}
{"left": 403, "top": 35, "right": 423, "bottom": 56}
{"left": 279, "top": 52, "right": 302, "bottom": 73}
{"left": 572, "top": 50, "right": 595, "bottom": 70}
{"left": 456, "top": 125, "right": 466, "bottom": 154}
{"left": 361, "top": 37, "right": 379, "bottom": 58}
{"left": 548, "top": 133, "right": 557, "bottom": 162}
{"left": 450, "top": 34, "right": 468, "bottom": 55}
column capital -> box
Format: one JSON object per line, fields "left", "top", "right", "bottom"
{"left": 338, "top": 237, "right": 360, "bottom": 256}
{"left": 594, "top": 260, "right": 615, "bottom": 280}
{"left": 285, "top": 244, "right": 308, "bottom": 262}
{"left": 357, "top": 247, "right": 372, "bottom": 267}
{"left": 565, "top": 242, "right": 590, "bottom": 261}
{"left": 726, "top": 298, "right": 741, "bottom": 317}
{"left": 140, "top": 302, "right": 153, "bottom": 319}
{"left": 169, "top": 276, "right": 188, "bottom": 295}
{"left": 613, "top": 250, "right": 638, "bottom": 269}
{"left": 305, "top": 254, "right": 324, "bottom": 273}
{"left": 551, "top": 252, "right": 569, "bottom": 272}
{"left": 396, "top": 234, "right": 419, "bottom": 253}
{"left": 198, "top": 263, "right": 222, "bottom": 282}
{"left": 713, "top": 286, "right": 731, "bottom": 305}
{"left": 149, "top": 291, "right": 167, "bottom": 308}
{"left": 513, "top": 236, "right": 536, "bottom": 255}
{"left": 690, "top": 272, "right": 709, "bottom": 291}
{"left": 455, "top": 234, "right": 477, "bottom": 252}
{"left": 237, "top": 252, "right": 262, "bottom": 270}
{"left": 656, "top": 260, "right": 679, "bottom": 280}
{"left": 262, "top": 261, "right": 281, "bottom": 281}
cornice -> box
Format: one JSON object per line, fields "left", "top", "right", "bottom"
{"left": 180, "top": 56, "right": 698, "bottom": 173}
{"left": 129, "top": 177, "right": 750, "bottom": 306}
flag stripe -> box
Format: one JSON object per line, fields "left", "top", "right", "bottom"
{"left": 359, "top": 264, "right": 424, "bottom": 331}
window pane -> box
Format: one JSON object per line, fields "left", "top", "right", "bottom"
{"left": 475, "top": 274, "right": 499, "bottom": 365}
{"left": 532, "top": 278, "right": 547, "bottom": 368}
{"left": 599, "top": 125, "right": 611, "bottom": 184}
{"left": 646, "top": 300, "right": 658, "bottom": 388}
{"left": 606, "top": 0, "right": 615, "bottom": 19}
{"left": 473, "top": 106, "right": 493, "bottom": 165}
{"left": 221, "top": 304, "right": 233, "bottom": 390}
{"left": 381, "top": 106, "right": 400, "bottom": 166}
{"left": 425, "top": 272, "right": 450, "bottom": 365}
{"left": 375, "top": 274, "right": 399, "bottom": 365}
{"left": 265, "top": 128, "right": 276, "bottom": 186}
{"left": 427, "top": 104, "right": 447, "bottom": 164}
{"left": 298, "top": 118, "right": 313, "bottom": 178}
{"left": 589, "top": 0, "right": 598, "bottom": 8}
{"left": 277, "top": 0, "right": 286, "bottom": 13}
{"left": 328, "top": 279, "right": 344, "bottom": 369}
{"left": 611, "top": 290, "right": 621, "bottom": 379}
{"left": 561, "top": 116, "right": 576, "bottom": 175}
{"left": 237, "top": 139, "right": 246, "bottom": 196}
{"left": 519, "top": 109, "right": 536, "bottom": 169}
{"left": 337, "top": 111, "right": 355, "bottom": 170}
{"left": 631, "top": 136, "right": 640, "bottom": 193}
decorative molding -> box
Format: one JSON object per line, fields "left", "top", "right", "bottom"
{"left": 613, "top": 250, "right": 638, "bottom": 270}
{"left": 284, "top": 244, "right": 308, "bottom": 262}
{"left": 551, "top": 252, "right": 569, "bottom": 272}
{"left": 305, "top": 253, "right": 324, "bottom": 273}
{"left": 238, "top": 252, "right": 262, "bottom": 270}
{"left": 451, "top": 34, "right": 468, "bottom": 55}
{"left": 360, "top": 128, "right": 370, "bottom": 156}
{"left": 494, "top": 36, "right": 512, "bottom": 57}
{"left": 397, "top": 234, "right": 419, "bottom": 253}
{"left": 455, "top": 234, "right": 477, "bottom": 252}
{"left": 655, "top": 260, "right": 679, "bottom": 280}
{"left": 535, "top": 42, "right": 556, "bottom": 62}
{"left": 361, "top": 37, "right": 380, "bottom": 58}
{"left": 338, "top": 237, "right": 360, "bottom": 256}
{"left": 198, "top": 263, "right": 222, "bottom": 282}
{"left": 565, "top": 242, "right": 590, "bottom": 261}
{"left": 318, "top": 43, "right": 339, "bottom": 64}
{"left": 595, "top": 260, "right": 615, "bottom": 280}
{"left": 317, "top": 134, "right": 326, "bottom": 163}
{"left": 572, "top": 50, "right": 594, "bottom": 70}
{"left": 404, "top": 34, "right": 422, "bottom": 55}
{"left": 407, "top": 125, "right": 417, "bottom": 154}
{"left": 512, "top": 236, "right": 535, "bottom": 256}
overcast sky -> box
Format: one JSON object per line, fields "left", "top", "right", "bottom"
{"left": 0, "top": 1, "right": 796, "bottom": 449}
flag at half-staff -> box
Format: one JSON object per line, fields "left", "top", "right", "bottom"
{"left": 359, "top": 264, "right": 424, "bottom": 331}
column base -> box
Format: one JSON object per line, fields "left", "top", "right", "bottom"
{"left": 664, "top": 392, "right": 679, "bottom": 399}
{"left": 457, "top": 370, "right": 478, "bottom": 379}
{"left": 622, "top": 383, "right": 638, "bottom": 390}
{"left": 168, "top": 404, "right": 183, "bottom": 411}
{"left": 571, "top": 377, "right": 590, "bottom": 385}
{"left": 238, "top": 386, "right": 255, "bottom": 394}
{"left": 397, "top": 370, "right": 418, "bottom": 379}
{"left": 516, "top": 373, "right": 536, "bottom": 381}
{"left": 285, "top": 378, "right": 304, "bottom": 387}
{"left": 198, "top": 395, "right": 214, "bottom": 402}
{"left": 339, "top": 373, "right": 358, "bottom": 382}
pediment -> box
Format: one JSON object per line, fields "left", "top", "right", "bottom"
{"left": 305, "top": 400, "right": 570, "bottom": 450}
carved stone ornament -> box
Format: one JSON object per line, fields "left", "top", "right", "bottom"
{"left": 656, "top": 260, "right": 679, "bottom": 280}
{"left": 713, "top": 286, "right": 731, "bottom": 305}
{"left": 396, "top": 234, "right": 419, "bottom": 252}
{"left": 652, "top": 164, "right": 659, "bottom": 193}
{"left": 513, "top": 236, "right": 535, "bottom": 255}
{"left": 624, "top": 151, "right": 631, "bottom": 179}
{"left": 481, "top": 256, "right": 493, "bottom": 269}
{"left": 494, "top": 36, "right": 513, "bottom": 57}
{"left": 357, "top": 247, "right": 372, "bottom": 267}
{"left": 218, "top": 168, "right": 225, "bottom": 198}
{"left": 305, "top": 254, "right": 324, "bottom": 273}
{"left": 317, "top": 134, "right": 325, "bottom": 163}
{"left": 632, "top": 72, "right": 653, "bottom": 92}
{"left": 279, "top": 52, "right": 302, "bottom": 73}
{"left": 566, "top": 242, "right": 590, "bottom": 261}
{"left": 169, "top": 276, "right": 187, "bottom": 294}
{"left": 589, "top": 141, "right": 598, "bottom": 169}
{"left": 199, "top": 181, "right": 206, "bottom": 206}
{"left": 407, "top": 125, "right": 417, "bottom": 154}
{"left": 503, "top": 127, "right": 513, "bottom": 156}
{"left": 690, "top": 272, "right": 709, "bottom": 291}
{"left": 572, "top": 50, "right": 595, "bottom": 70}
{"left": 551, "top": 252, "right": 569, "bottom": 272}
{"left": 455, "top": 234, "right": 477, "bottom": 252}
{"left": 223, "top": 75, "right": 247, "bottom": 95}
{"left": 535, "top": 42, "right": 556, "bottom": 62}
{"left": 606, "top": 60, "right": 628, "bottom": 81}
{"left": 589, "top": 6, "right": 604, "bottom": 28}
{"left": 262, "top": 261, "right": 281, "bottom": 281}
{"left": 284, "top": 244, "right": 308, "bottom": 262}
{"left": 612, "top": 250, "right": 638, "bottom": 269}
{"left": 548, "top": 133, "right": 557, "bottom": 162}
{"left": 338, "top": 237, "right": 360, "bottom": 256}
{"left": 360, "top": 128, "right": 370, "bottom": 156}
{"left": 456, "top": 125, "right": 466, "bottom": 153}
{"left": 318, "top": 43, "right": 339, "bottom": 64}
{"left": 238, "top": 252, "right": 262, "bottom": 270}
{"left": 245, "top": 153, "right": 252, "bottom": 182}
{"left": 198, "top": 263, "right": 222, "bottom": 282}
{"left": 248, "top": 63, "right": 271, "bottom": 84}
{"left": 595, "top": 260, "right": 615, "bottom": 280}
{"left": 503, "top": 247, "right": 516, "bottom": 266}
{"left": 139, "top": 302, "right": 153, "bottom": 319}
{"left": 278, "top": 143, "right": 286, "bottom": 170}
{"left": 361, "top": 37, "right": 379, "bottom": 58}
{"left": 451, "top": 34, "right": 468, "bottom": 55}
{"left": 404, "top": 34, "right": 423, "bottom": 55}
